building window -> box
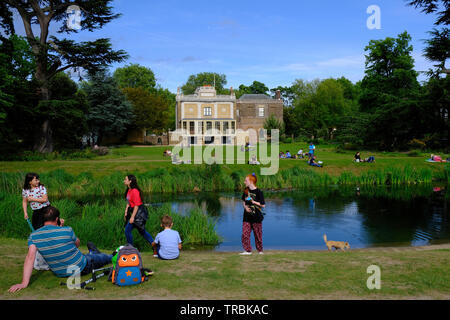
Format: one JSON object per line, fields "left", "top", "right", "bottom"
{"left": 258, "top": 107, "right": 265, "bottom": 117}
{"left": 183, "top": 121, "right": 187, "bottom": 131}
{"left": 206, "top": 121, "right": 212, "bottom": 132}
{"left": 223, "top": 121, "right": 229, "bottom": 134}
{"left": 231, "top": 121, "right": 235, "bottom": 134}
{"left": 215, "top": 121, "right": 220, "bottom": 134}
{"left": 204, "top": 107, "right": 212, "bottom": 116}
{"left": 189, "top": 121, "right": 195, "bottom": 135}
{"left": 199, "top": 121, "right": 204, "bottom": 134}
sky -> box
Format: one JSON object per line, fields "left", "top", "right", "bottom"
{"left": 11, "top": 0, "right": 440, "bottom": 93}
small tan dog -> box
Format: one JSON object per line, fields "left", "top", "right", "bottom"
{"left": 323, "top": 234, "right": 350, "bottom": 251}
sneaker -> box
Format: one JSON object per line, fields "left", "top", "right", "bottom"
{"left": 144, "top": 269, "right": 154, "bottom": 276}
{"left": 153, "top": 254, "right": 158, "bottom": 258}
{"left": 87, "top": 241, "right": 101, "bottom": 254}
{"left": 258, "top": 251, "right": 264, "bottom": 255}
{"left": 239, "top": 251, "right": 252, "bottom": 255}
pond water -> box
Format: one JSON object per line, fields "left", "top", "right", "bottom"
{"left": 146, "top": 185, "right": 450, "bottom": 251}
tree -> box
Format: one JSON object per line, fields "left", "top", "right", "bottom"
{"left": 113, "top": 64, "right": 156, "bottom": 92}
{"left": 181, "top": 72, "right": 227, "bottom": 95}
{"left": 235, "top": 81, "right": 269, "bottom": 98}
{"left": 406, "top": 0, "right": 449, "bottom": 25}
{"left": 360, "top": 31, "right": 419, "bottom": 113}
{"left": 263, "top": 114, "right": 284, "bottom": 137}
{"left": 83, "top": 71, "right": 133, "bottom": 145}
{"left": 0, "top": 34, "right": 37, "bottom": 153}
{"left": 359, "top": 31, "right": 423, "bottom": 149}
{"left": 155, "top": 87, "right": 176, "bottom": 131}
{"left": 270, "top": 86, "right": 295, "bottom": 107}
{"left": 2, "top": 0, "right": 128, "bottom": 152}
{"left": 407, "top": 0, "right": 449, "bottom": 148}
{"left": 122, "top": 87, "right": 171, "bottom": 134}
{"left": 37, "top": 72, "right": 89, "bottom": 149}
{"left": 423, "top": 28, "right": 450, "bottom": 75}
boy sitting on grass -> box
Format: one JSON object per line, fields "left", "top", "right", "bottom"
{"left": 152, "top": 215, "right": 182, "bottom": 260}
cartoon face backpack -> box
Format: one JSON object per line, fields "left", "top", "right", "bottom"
{"left": 110, "top": 244, "right": 153, "bottom": 286}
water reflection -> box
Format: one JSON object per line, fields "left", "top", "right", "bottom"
{"left": 153, "top": 185, "right": 450, "bottom": 251}
{"left": 57, "top": 185, "right": 449, "bottom": 251}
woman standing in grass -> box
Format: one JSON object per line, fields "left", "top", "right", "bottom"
{"left": 123, "top": 175, "right": 155, "bottom": 249}
{"left": 240, "top": 173, "right": 265, "bottom": 255}
{"left": 22, "top": 173, "right": 51, "bottom": 230}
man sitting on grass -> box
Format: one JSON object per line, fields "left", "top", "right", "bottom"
{"left": 8, "top": 206, "right": 111, "bottom": 293}
{"left": 152, "top": 215, "right": 182, "bottom": 260}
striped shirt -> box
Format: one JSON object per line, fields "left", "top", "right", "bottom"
{"left": 28, "top": 225, "right": 87, "bottom": 277}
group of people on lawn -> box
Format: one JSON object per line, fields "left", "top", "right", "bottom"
{"left": 279, "top": 143, "right": 323, "bottom": 167}
{"left": 9, "top": 172, "right": 265, "bottom": 293}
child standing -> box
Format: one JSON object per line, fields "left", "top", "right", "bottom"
{"left": 152, "top": 215, "right": 182, "bottom": 260}
{"left": 22, "top": 173, "right": 51, "bottom": 230}
{"left": 240, "top": 173, "right": 265, "bottom": 255}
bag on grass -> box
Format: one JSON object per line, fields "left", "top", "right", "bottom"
{"left": 110, "top": 244, "right": 151, "bottom": 286}
{"left": 34, "top": 251, "right": 50, "bottom": 270}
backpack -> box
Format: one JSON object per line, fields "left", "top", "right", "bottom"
{"left": 110, "top": 244, "right": 151, "bottom": 286}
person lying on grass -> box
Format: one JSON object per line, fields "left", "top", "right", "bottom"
{"left": 8, "top": 206, "right": 112, "bottom": 293}
{"left": 151, "top": 215, "right": 182, "bottom": 260}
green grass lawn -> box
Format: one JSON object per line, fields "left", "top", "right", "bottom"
{"left": 0, "top": 143, "right": 448, "bottom": 179}
{"left": 1, "top": 238, "right": 449, "bottom": 300}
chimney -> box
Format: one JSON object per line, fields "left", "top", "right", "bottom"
{"left": 275, "top": 90, "right": 281, "bottom": 100}
{"left": 230, "top": 86, "right": 234, "bottom": 96}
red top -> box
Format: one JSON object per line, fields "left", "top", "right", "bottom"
{"left": 127, "top": 189, "right": 143, "bottom": 207}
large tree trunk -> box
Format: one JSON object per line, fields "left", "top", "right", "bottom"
{"left": 33, "top": 66, "right": 54, "bottom": 153}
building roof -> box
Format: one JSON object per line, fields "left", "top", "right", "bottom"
{"left": 177, "top": 85, "right": 236, "bottom": 102}
{"left": 238, "top": 94, "right": 271, "bottom": 100}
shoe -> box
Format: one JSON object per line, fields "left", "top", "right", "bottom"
{"left": 144, "top": 269, "right": 154, "bottom": 276}
{"left": 239, "top": 251, "right": 252, "bottom": 255}
{"left": 87, "top": 241, "right": 101, "bottom": 254}
{"left": 258, "top": 251, "right": 264, "bottom": 255}
{"left": 153, "top": 254, "right": 158, "bottom": 258}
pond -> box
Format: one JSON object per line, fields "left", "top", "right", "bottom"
{"left": 145, "top": 185, "right": 450, "bottom": 251}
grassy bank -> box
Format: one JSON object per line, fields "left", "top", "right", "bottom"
{"left": 0, "top": 193, "right": 220, "bottom": 251}
{"left": 0, "top": 144, "right": 448, "bottom": 179}
{"left": 1, "top": 238, "right": 449, "bottom": 300}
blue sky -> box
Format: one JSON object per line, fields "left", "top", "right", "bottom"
{"left": 12, "top": 0, "right": 439, "bottom": 92}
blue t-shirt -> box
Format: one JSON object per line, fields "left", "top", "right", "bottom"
{"left": 28, "top": 225, "right": 87, "bottom": 277}
{"left": 154, "top": 229, "right": 182, "bottom": 260}
{"left": 309, "top": 145, "right": 315, "bottom": 153}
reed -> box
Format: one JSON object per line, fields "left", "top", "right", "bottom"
{"left": 0, "top": 165, "right": 446, "bottom": 198}
{"left": 0, "top": 193, "right": 220, "bottom": 252}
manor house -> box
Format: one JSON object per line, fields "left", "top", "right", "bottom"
{"left": 170, "top": 85, "right": 283, "bottom": 146}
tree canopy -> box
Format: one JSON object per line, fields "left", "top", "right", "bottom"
{"left": 181, "top": 72, "right": 227, "bottom": 95}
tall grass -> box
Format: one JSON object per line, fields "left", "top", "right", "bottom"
{"left": 0, "top": 164, "right": 445, "bottom": 198}
{"left": 0, "top": 193, "right": 220, "bottom": 252}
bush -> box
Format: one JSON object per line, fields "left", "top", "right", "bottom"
{"left": 282, "top": 137, "right": 293, "bottom": 144}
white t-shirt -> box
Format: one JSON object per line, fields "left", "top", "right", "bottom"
{"left": 22, "top": 185, "right": 50, "bottom": 210}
